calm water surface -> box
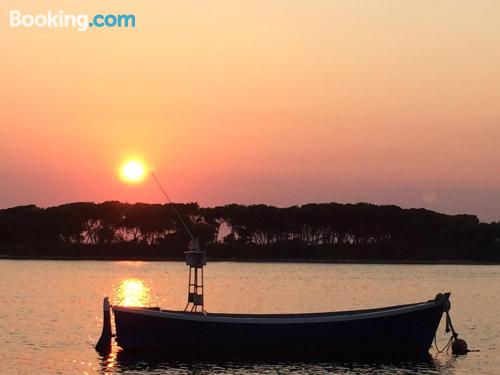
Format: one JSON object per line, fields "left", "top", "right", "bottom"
{"left": 0, "top": 260, "right": 498, "bottom": 374}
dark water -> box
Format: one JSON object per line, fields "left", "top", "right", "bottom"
{"left": 0, "top": 260, "right": 498, "bottom": 374}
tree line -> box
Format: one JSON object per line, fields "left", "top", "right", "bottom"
{"left": 0, "top": 201, "right": 499, "bottom": 262}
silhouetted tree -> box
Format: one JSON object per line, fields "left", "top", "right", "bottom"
{"left": 0, "top": 201, "right": 499, "bottom": 261}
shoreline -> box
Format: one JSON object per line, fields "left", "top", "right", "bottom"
{"left": 1, "top": 254, "right": 498, "bottom": 265}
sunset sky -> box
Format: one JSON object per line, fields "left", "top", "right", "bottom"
{"left": 1, "top": 1, "right": 500, "bottom": 221}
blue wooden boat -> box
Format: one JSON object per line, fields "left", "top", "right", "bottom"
{"left": 97, "top": 242, "right": 456, "bottom": 357}
{"left": 111, "top": 293, "right": 450, "bottom": 357}
{"left": 96, "top": 180, "right": 467, "bottom": 358}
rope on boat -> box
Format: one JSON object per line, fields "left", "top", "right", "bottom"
{"left": 433, "top": 294, "right": 457, "bottom": 353}
{"left": 434, "top": 335, "right": 454, "bottom": 353}
{"left": 433, "top": 293, "right": 476, "bottom": 355}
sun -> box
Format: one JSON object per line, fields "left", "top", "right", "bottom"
{"left": 120, "top": 160, "right": 146, "bottom": 183}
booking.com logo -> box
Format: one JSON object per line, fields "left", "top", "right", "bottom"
{"left": 9, "top": 10, "right": 136, "bottom": 32}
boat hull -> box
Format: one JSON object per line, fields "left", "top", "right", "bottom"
{"left": 113, "top": 296, "right": 447, "bottom": 357}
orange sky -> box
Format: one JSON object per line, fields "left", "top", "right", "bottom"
{"left": 1, "top": 1, "right": 500, "bottom": 221}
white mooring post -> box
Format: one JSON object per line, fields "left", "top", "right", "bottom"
{"left": 184, "top": 238, "right": 207, "bottom": 312}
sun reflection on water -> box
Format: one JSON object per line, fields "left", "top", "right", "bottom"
{"left": 114, "top": 278, "right": 152, "bottom": 307}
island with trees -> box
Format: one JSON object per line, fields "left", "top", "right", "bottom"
{"left": 1, "top": 201, "right": 499, "bottom": 263}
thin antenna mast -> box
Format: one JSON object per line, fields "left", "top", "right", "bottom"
{"left": 150, "top": 170, "right": 206, "bottom": 312}
{"left": 150, "top": 171, "right": 195, "bottom": 241}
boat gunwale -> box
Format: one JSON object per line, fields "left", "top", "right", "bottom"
{"left": 112, "top": 300, "right": 441, "bottom": 324}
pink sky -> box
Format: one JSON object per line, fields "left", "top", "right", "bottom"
{"left": 1, "top": 1, "right": 500, "bottom": 221}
